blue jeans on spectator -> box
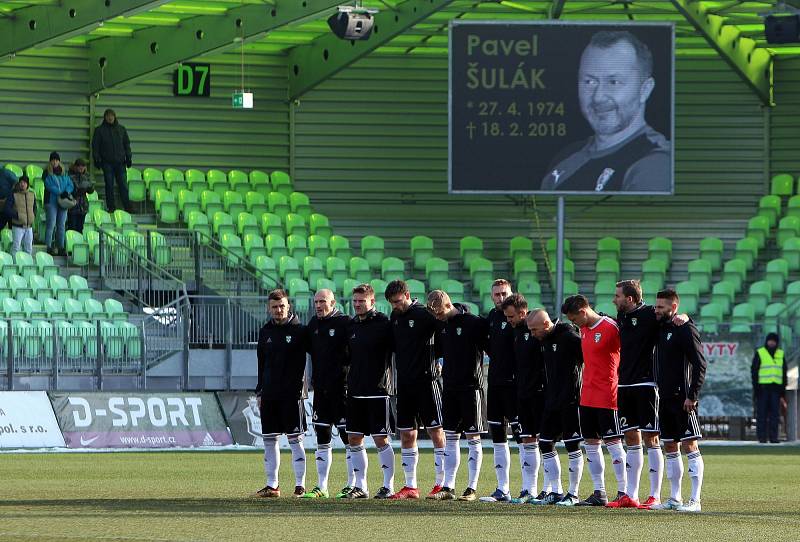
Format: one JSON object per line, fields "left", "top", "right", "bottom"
{"left": 45, "top": 201, "right": 67, "bottom": 250}
{"left": 102, "top": 162, "right": 130, "bottom": 211}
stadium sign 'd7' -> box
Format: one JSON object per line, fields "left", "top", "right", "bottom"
{"left": 49, "top": 392, "right": 233, "bottom": 449}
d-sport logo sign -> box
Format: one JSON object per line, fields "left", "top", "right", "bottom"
{"left": 49, "top": 392, "right": 233, "bottom": 449}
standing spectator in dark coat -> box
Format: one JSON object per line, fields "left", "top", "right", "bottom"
{"left": 752, "top": 332, "right": 788, "bottom": 443}
{"left": 0, "top": 166, "right": 18, "bottom": 230}
{"left": 92, "top": 108, "right": 132, "bottom": 213}
{"left": 67, "top": 158, "right": 94, "bottom": 233}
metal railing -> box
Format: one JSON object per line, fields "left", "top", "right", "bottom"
{"left": 0, "top": 317, "right": 144, "bottom": 390}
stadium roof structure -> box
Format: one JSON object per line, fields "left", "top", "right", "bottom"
{"left": 2, "top": 0, "right": 800, "bottom": 104}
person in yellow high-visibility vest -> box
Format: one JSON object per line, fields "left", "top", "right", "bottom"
{"left": 751, "top": 333, "right": 788, "bottom": 443}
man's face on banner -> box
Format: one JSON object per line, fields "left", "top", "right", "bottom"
{"left": 578, "top": 40, "right": 654, "bottom": 137}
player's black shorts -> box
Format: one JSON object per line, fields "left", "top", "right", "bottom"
{"left": 312, "top": 390, "right": 346, "bottom": 428}
{"left": 260, "top": 397, "right": 307, "bottom": 436}
{"left": 517, "top": 392, "right": 544, "bottom": 438}
{"left": 346, "top": 396, "right": 395, "bottom": 436}
{"left": 442, "top": 388, "right": 486, "bottom": 434}
{"left": 579, "top": 405, "right": 622, "bottom": 440}
{"left": 396, "top": 381, "right": 443, "bottom": 431}
{"left": 659, "top": 393, "right": 702, "bottom": 442}
{"left": 539, "top": 405, "right": 583, "bottom": 443}
{"left": 487, "top": 386, "right": 518, "bottom": 427}
{"left": 618, "top": 385, "right": 660, "bottom": 433}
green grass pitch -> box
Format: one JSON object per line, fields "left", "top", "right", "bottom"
{"left": 1, "top": 446, "right": 798, "bottom": 541}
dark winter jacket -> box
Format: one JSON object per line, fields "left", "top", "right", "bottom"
{"left": 68, "top": 163, "right": 95, "bottom": 215}
{"left": 255, "top": 314, "right": 308, "bottom": 400}
{"left": 92, "top": 118, "right": 132, "bottom": 166}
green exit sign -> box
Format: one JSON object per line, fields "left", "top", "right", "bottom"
{"left": 232, "top": 91, "right": 254, "bottom": 109}
{"left": 173, "top": 63, "right": 211, "bottom": 97}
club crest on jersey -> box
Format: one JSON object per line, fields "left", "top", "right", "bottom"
{"left": 631, "top": 318, "right": 638, "bottom": 326}
{"left": 594, "top": 333, "right": 601, "bottom": 343}
{"left": 524, "top": 333, "right": 530, "bottom": 341}
{"left": 501, "top": 321, "right": 507, "bottom": 330}
{"left": 409, "top": 320, "right": 415, "bottom": 328}
{"left": 329, "top": 329, "right": 335, "bottom": 337}
{"left": 667, "top": 332, "right": 672, "bottom": 341}
{"left": 286, "top": 335, "right": 292, "bottom": 343}
{"left": 552, "top": 344, "right": 557, "bottom": 351}
{"left": 456, "top": 327, "right": 462, "bottom": 336}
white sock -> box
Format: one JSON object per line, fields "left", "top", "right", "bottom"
{"left": 287, "top": 435, "right": 306, "bottom": 488}
{"left": 345, "top": 445, "right": 355, "bottom": 488}
{"left": 567, "top": 449, "right": 584, "bottom": 496}
{"left": 263, "top": 436, "right": 280, "bottom": 488}
{"left": 665, "top": 451, "right": 683, "bottom": 502}
{"left": 316, "top": 443, "right": 332, "bottom": 491}
{"left": 521, "top": 443, "right": 539, "bottom": 494}
{"left": 401, "top": 447, "right": 419, "bottom": 489}
{"left": 467, "top": 437, "right": 482, "bottom": 490}
{"left": 542, "top": 450, "right": 562, "bottom": 494}
{"left": 434, "top": 447, "right": 446, "bottom": 486}
{"left": 584, "top": 442, "right": 606, "bottom": 492}
{"left": 607, "top": 441, "right": 627, "bottom": 494}
{"left": 351, "top": 444, "right": 368, "bottom": 491}
{"left": 648, "top": 446, "right": 664, "bottom": 500}
{"left": 377, "top": 443, "right": 395, "bottom": 491}
{"left": 686, "top": 451, "right": 704, "bottom": 502}
{"left": 493, "top": 442, "right": 511, "bottom": 493}
{"left": 625, "top": 444, "right": 643, "bottom": 500}
{"left": 444, "top": 435, "right": 461, "bottom": 489}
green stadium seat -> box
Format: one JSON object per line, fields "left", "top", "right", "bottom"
{"left": 212, "top": 212, "right": 236, "bottom": 238}
{"left": 87, "top": 191, "right": 103, "bottom": 216}
{"left": 778, "top": 216, "right": 800, "bottom": 248}
{"left": 787, "top": 280, "right": 800, "bottom": 307}
{"left": 64, "top": 298, "right": 88, "bottom": 320}
{"left": 595, "top": 301, "right": 617, "bottom": 317}
{"left": 243, "top": 233, "right": 267, "bottom": 260}
{"left": 2, "top": 297, "right": 24, "bottom": 319}
{"left": 407, "top": 279, "right": 426, "bottom": 300}
{"left": 425, "top": 257, "right": 449, "bottom": 291}
{"left": 223, "top": 191, "right": 246, "bottom": 218}
{"left": 375, "top": 299, "right": 392, "bottom": 316}
{"left": 126, "top": 167, "right": 142, "bottom": 182}
{"left": 746, "top": 215, "right": 770, "bottom": 249}
{"left": 289, "top": 192, "right": 312, "bottom": 220}
{"left": 187, "top": 211, "right": 212, "bottom": 240}
{"left": 710, "top": 281, "right": 736, "bottom": 315}
{"left": 787, "top": 196, "right": 800, "bottom": 219}
{"left": 514, "top": 257, "right": 538, "bottom": 286}
{"left": 722, "top": 258, "right": 747, "bottom": 292}
{"left": 155, "top": 190, "right": 179, "bottom": 224}
{"left": 687, "top": 258, "right": 712, "bottom": 294}
{"left": 4, "top": 163, "right": 23, "bottom": 177}
{"left": 764, "top": 303, "right": 790, "bottom": 337}
{"left": 149, "top": 231, "right": 172, "bottom": 267}
{"left": 770, "top": 173, "right": 794, "bottom": 196}
{"left": 648, "top": 237, "right": 672, "bottom": 266}
{"left": 76, "top": 320, "right": 98, "bottom": 358}
{"left": 163, "top": 168, "right": 184, "bottom": 184}
{"left": 381, "top": 256, "right": 405, "bottom": 282}
{"left": 177, "top": 189, "right": 200, "bottom": 221}
{"left": 268, "top": 192, "right": 290, "bottom": 219}
{"left": 200, "top": 190, "right": 224, "bottom": 218}
{"left": 43, "top": 297, "right": 66, "bottom": 319}
{"left": 309, "top": 213, "right": 333, "bottom": 238}
{"left": 509, "top": 236, "right": 533, "bottom": 263}
{"left": 23, "top": 298, "right": 46, "bottom": 319}
{"left": 782, "top": 237, "right": 800, "bottom": 271}
{"left": 411, "top": 235, "right": 434, "bottom": 271}
{"left": 469, "top": 257, "right": 493, "bottom": 291}
{"left": 246, "top": 192, "right": 269, "bottom": 218}
{"left": 185, "top": 169, "right": 206, "bottom": 190}
{"left": 700, "top": 237, "right": 724, "bottom": 271}
{"left": 0, "top": 251, "right": 14, "bottom": 279}
{"left": 0, "top": 276, "right": 10, "bottom": 300}
{"left": 730, "top": 303, "right": 756, "bottom": 333}
{"left": 249, "top": 170, "right": 270, "bottom": 191}
{"left": 265, "top": 234, "right": 288, "bottom": 261}
{"left": 518, "top": 279, "right": 542, "bottom": 306}
{"left": 48, "top": 275, "right": 70, "bottom": 302}
{"left": 594, "top": 280, "right": 617, "bottom": 300}
{"left": 270, "top": 171, "right": 293, "bottom": 196}
{"left": 350, "top": 256, "right": 371, "bottom": 283}
{"left": 237, "top": 212, "right": 261, "bottom": 239}
{"left": 0, "top": 230, "right": 10, "bottom": 252}
{"left": 228, "top": 170, "right": 250, "bottom": 195}
{"left": 287, "top": 234, "right": 308, "bottom": 261}
{"left": 308, "top": 235, "right": 330, "bottom": 262}
{"left": 734, "top": 237, "right": 759, "bottom": 271}
{"left": 69, "top": 275, "right": 91, "bottom": 302}
{"left": 25, "top": 164, "right": 43, "bottom": 181}
{"left": 315, "top": 277, "right": 337, "bottom": 294}
{"left": 370, "top": 279, "right": 389, "bottom": 299}
{"left": 9, "top": 273, "right": 31, "bottom": 301}
{"left": 747, "top": 281, "right": 772, "bottom": 316}
{"left": 676, "top": 281, "right": 700, "bottom": 315}
{"left": 440, "top": 279, "right": 466, "bottom": 303}
{"left": 563, "top": 280, "right": 579, "bottom": 298}
{"left": 252, "top": 256, "right": 279, "bottom": 290}
{"left": 128, "top": 178, "right": 146, "bottom": 203}
{"left": 206, "top": 169, "right": 227, "bottom": 189}
{"left": 284, "top": 213, "right": 306, "bottom": 238}
{"left": 303, "top": 256, "right": 325, "bottom": 288}
{"left": 597, "top": 236, "right": 621, "bottom": 261}
{"left": 326, "top": 256, "right": 348, "bottom": 292}
{"left": 758, "top": 195, "right": 782, "bottom": 228}
{"left": 29, "top": 274, "right": 50, "bottom": 302}
{"left": 329, "top": 235, "right": 352, "bottom": 262}
{"left": 766, "top": 258, "right": 789, "bottom": 293}
{"left": 549, "top": 258, "right": 575, "bottom": 287}
{"left": 639, "top": 279, "right": 662, "bottom": 305}
{"left": 546, "top": 237, "right": 571, "bottom": 259}
{"left": 104, "top": 298, "right": 127, "bottom": 322}
{"left": 460, "top": 236, "right": 483, "bottom": 268}
{"left": 92, "top": 208, "right": 114, "bottom": 230}
{"left": 99, "top": 321, "right": 125, "bottom": 359}
{"left": 641, "top": 258, "right": 667, "bottom": 286}
{"left": 14, "top": 251, "right": 37, "bottom": 279}
{"left": 699, "top": 303, "right": 724, "bottom": 334}
{"left": 289, "top": 278, "right": 312, "bottom": 310}
{"left": 260, "top": 212, "right": 283, "bottom": 238}
{"left": 54, "top": 321, "right": 81, "bottom": 359}
{"left": 595, "top": 259, "right": 620, "bottom": 283}
{"left": 361, "top": 235, "right": 385, "bottom": 271}
{"left": 279, "top": 256, "right": 302, "bottom": 284}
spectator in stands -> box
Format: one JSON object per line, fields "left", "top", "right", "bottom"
{"left": 43, "top": 151, "right": 74, "bottom": 256}
{"left": 4, "top": 175, "right": 36, "bottom": 254}
{"left": 67, "top": 158, "right": 94, "bottom": 233}
{"left": 0, "top": 165, "right": 18, "bottom": 230}
{"left": 752, "top": 332, "right": 787, "bottom": 443}
{"left": 92, "top": 108, "right": 132, "bottom": 213}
